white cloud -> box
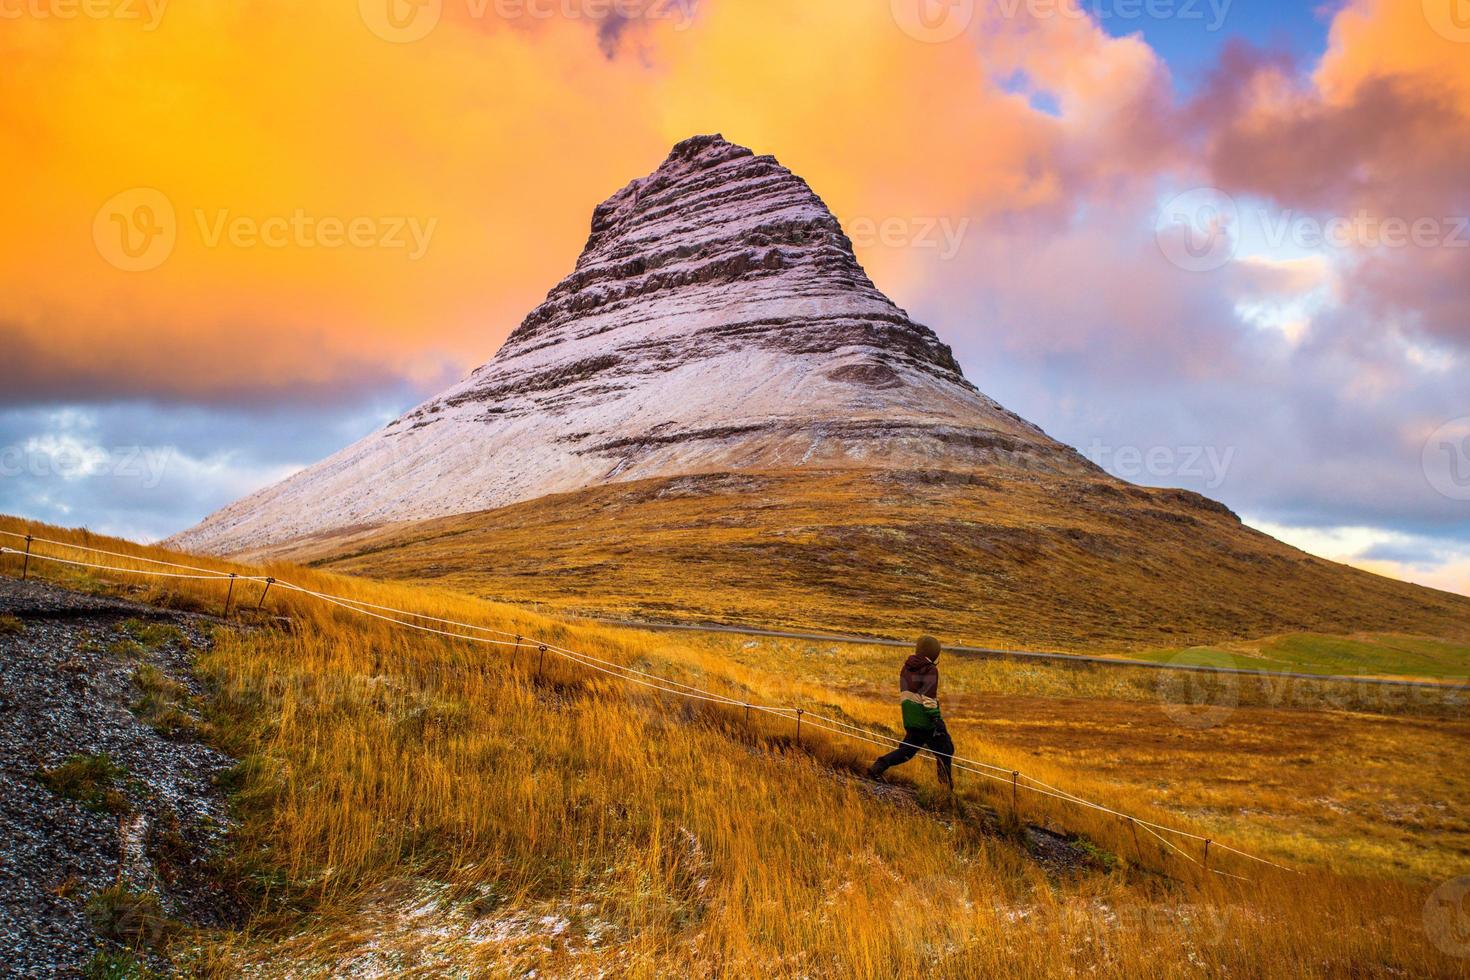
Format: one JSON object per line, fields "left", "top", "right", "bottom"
{"left": 1244, "top": 516, "right": 1470, "bottom": 598}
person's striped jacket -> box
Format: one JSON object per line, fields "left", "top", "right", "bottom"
{"left": 899, "top": 651, "right": 942, "bottom": 731}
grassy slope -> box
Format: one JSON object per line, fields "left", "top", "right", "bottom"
{"left": 5, "top": 516, "right": 1469, "bottom": 977}
{"left": 1132, "top": 633, "right": 1470, "bottom": 679}
{"left": 256, "top": 468, "right": 1470, "bottom": 658}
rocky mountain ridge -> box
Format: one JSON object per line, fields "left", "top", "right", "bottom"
{"left": 169, "top": 135, "right": 1096, "bottom": 555}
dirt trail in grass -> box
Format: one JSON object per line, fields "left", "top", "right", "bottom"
{"left": 0, "top": 579, "right": 237, "bottom": 976}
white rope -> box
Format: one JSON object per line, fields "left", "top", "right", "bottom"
{"left": 276, "top": 581, "right": 757, "bottom": 708}
{"left": 0, "top": 530, "right": 246, "bottom": 577}
{"left": 2, "top": 532, "right": 771, "bottom": 708}
{"left": 784, "top": 705, "right": 1298, "bottom": 874}
{"left": 1, "top": 548, "right": 269, "bottom": 582}
{"left": 271, "top": 580, "right": 525, "bottom": 649}
{"left": 290, "top": 588, "right": 522, "bottom": 640}
{"left": 3, "top": 533, "right": 1293, "bottom": 876}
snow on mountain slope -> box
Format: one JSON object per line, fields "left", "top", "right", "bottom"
{"left": 168, "top": 135, "right": 1098, "bottom": 555}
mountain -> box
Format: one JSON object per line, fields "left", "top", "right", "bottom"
{"left": 164, "top": 135, "right": 1470, "bottom": 656}
{"left": 169, "top": 134, "right": 1096, "bottom": 555}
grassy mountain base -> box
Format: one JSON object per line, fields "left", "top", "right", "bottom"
{"left": 256, "top": 468, "right": 1470, "bottom": 657}
{"left": 6, "top": 516, "right": 1469, "bottom": 977}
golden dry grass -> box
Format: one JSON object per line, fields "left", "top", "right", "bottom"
{"left": 255, "top": 468, "right": 1470, "bottom": 656}
{"left": 666, "top": 628, "right": 1470, "bottom": 881}
{"left": 4, "top": 516, "right": 1468, "bottom": 978}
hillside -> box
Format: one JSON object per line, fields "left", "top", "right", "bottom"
{"left": 251, "top": 467, "right": 1470, "bottom": 654}
{"left": 5, "top": 517, "right": 1469, "bottom": 977}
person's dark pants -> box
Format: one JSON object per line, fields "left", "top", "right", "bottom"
{"left": 870, "top": 721, "right": 954, "bottom": 786}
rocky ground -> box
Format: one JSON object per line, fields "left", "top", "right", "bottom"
{"left": 0, "top": 577, "right": 237, "bottom": 977}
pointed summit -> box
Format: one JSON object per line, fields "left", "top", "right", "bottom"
{"left": 169, "top": 136, "right": 1095, "bottom": 554}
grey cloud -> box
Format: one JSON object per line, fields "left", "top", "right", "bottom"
{"left": 0, "top": 393, "right": 420, "bottom": 541}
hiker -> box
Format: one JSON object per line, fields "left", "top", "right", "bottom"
{"left": 867, "top": 635, "right": 954, "bottom": 787}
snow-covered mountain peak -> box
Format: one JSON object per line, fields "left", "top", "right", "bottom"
{"left": 168, "top": 136, "right": 1096, "bottom": 554}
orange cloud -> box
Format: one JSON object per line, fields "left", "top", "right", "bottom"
{"left": 1316, "top": 0, "right": 1470, "bottom": 107}
{"left": 0, "top": 0, "right": 1164, "bottom": 402}
{"left": 1195, "top": 1, "right": 1470, "bottom": 351}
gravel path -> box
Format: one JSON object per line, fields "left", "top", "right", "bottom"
{"left": 0, "top": 577, "right": 237, "bottom": 977}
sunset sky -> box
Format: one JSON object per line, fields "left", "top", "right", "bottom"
{"left": 1, "top": 0, "right": 1467, "bottom": 595}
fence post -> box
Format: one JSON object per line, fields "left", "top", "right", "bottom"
{"left": 795, "top": 708, "right": 804, "bottom": 746}
{"left": 537, "top": 643, "right": 547, "bottom": 677}
{"left": 1203, "top": 839, "right": 1211, "bottom": 872}
{"left": 1128, "top": 818, "right": 1142, "bottom": 863}
{"left": 223, "top": 573, "right": 237, "bottom": 616}
{"left": 1011, "top": 770, "right": 1019, "bottom": 817}
{"left": 255, "top": 576, "right": 275, "bottom": 611}
{"left": 21, "top": 534, "right": 33, "bottom": 580}
{"left": 744, "top": 704, "right": 750, "bottom": 728}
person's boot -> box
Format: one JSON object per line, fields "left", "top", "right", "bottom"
{"left": 866, "top": 762, "right": 887, "bottom": 781}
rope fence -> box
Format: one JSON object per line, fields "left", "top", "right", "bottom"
{"left": 0, "top": 528, "right": 1296, "bottom": 880}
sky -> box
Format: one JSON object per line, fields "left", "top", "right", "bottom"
{"left": 1, "top": 0, "right": 1467, "bottom": 597}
